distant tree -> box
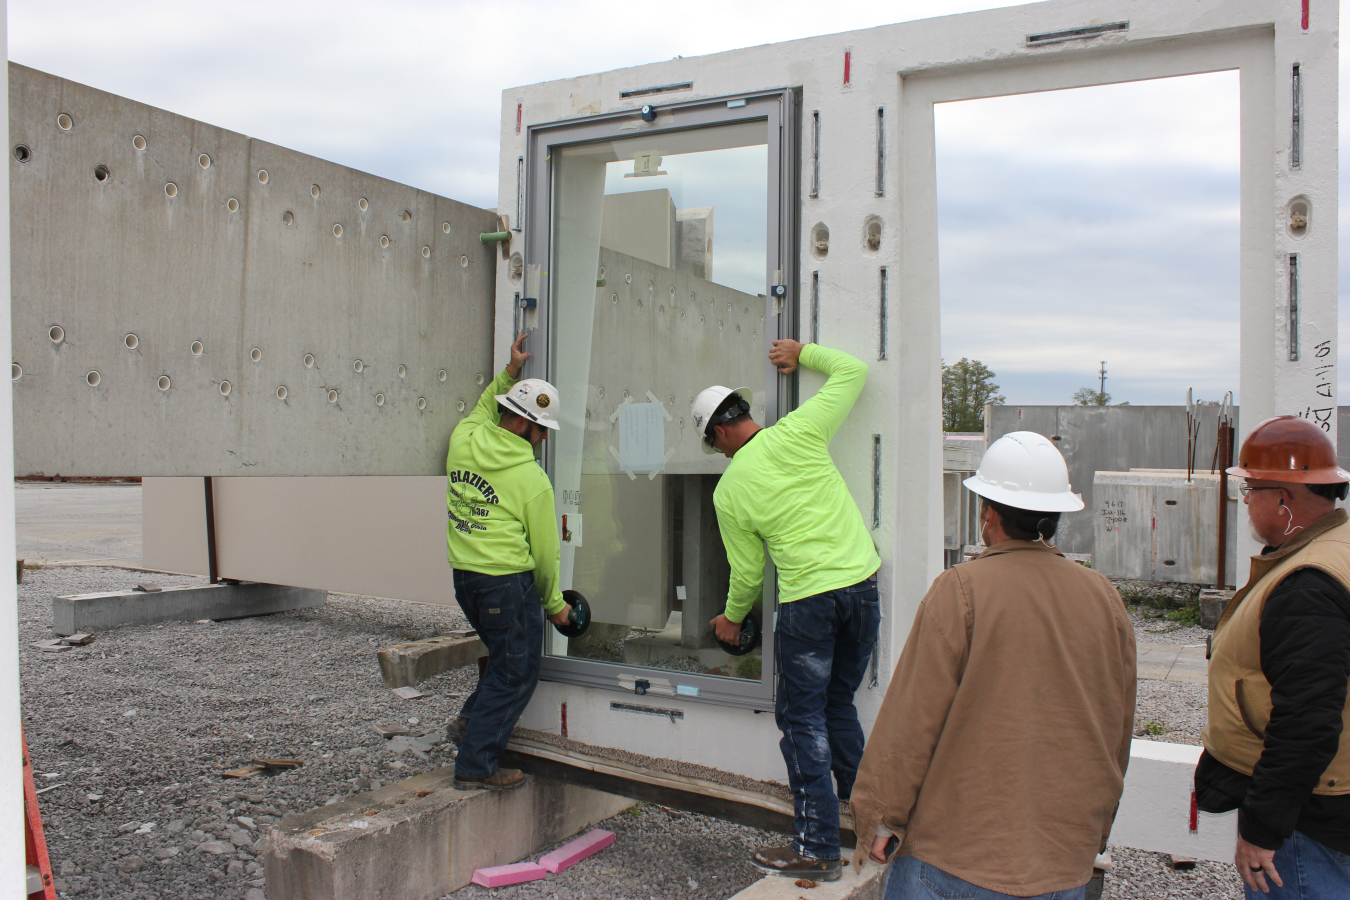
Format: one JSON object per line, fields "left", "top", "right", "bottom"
{"left": 942, "top": 358, "right": 1005, "bottom": 431}
{"left": 1073, "top": 387, "right": 1112, "bottom": 406}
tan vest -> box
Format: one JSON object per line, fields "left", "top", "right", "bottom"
{"left": 1204, "top": 509, "right": 1350, "bottom": 794}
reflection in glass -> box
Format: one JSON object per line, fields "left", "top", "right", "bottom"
{"left": 550, "top": 121, "right": 769, "bottom": 682}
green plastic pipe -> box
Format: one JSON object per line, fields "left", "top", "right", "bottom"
{"left": 479, "top": 231, "right": 511, "bottom": 243}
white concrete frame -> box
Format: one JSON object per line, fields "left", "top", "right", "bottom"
{"left": 499, "top": 0, "right": 1338, "bottom": 786}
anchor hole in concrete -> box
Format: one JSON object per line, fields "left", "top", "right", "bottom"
{"left": 157, "top": 375, "right": 171, "bottom": 391}
{"left": 303, "top": 353, "right": 315, "bottom": 368}
{"left": 379, "top": 235, "right": 390, "bottom": 248}
{"left": 417, "top": 397, "right": 426, "bottom": 410}
{"left": 442, "top": 221, "right": 451, "bottom": 233}
{"left": 163, "top": 182, "right": 178, "bottom": 198}
{"left": 398, "top": 365, "right": 406, "bottom": 378}
{"left": 13, "top": 145, "right": 30, "bottom": 163}
{"left": 811, "top": 222, "right": 830, "bottom": 259}
{"left": 422, "top": 245, "right": 431, "bottom": 258}
{"left": 438, "top": 370, "right": 447, "bottom": 382}
{"left": 86, "top": 370, "right": 101, "bottom": 387}
{"left": 56, "top": 113, "right": 72, "bottom": 131}
{"left": 198, "top": 154, "right": 211, "bottom": 169}
{"left": 332, "top": 223, "right": 343, "bottom": 237}
{"left": 475, "top": 373, "right": 484, "bottom": 385}
{"left": 11, "top": 364, "right": 21, "bottom": 381}
{"left": 311, "top": 184, "right": 321, "bottom": 199}
{"left": 257, "top": 169, "right": 269, "bottom": 184}
{"left": 1288, "top": 196, "right": 1311, "bottom": 239}
{"left": 456, "top": 399, "right": 465, "bottom": 412}
{"left": 282, "top": 211, "right": 294, "bottom": 225}
{"left": 250, "top": 347, "right": 262, "bottom": 363}
{"left": 376, "top": 393, "right": 386, "bottom": 406}
{"left": 49, "top": 325, "right": 65, "bottom": 344}
{"left": 191, "top": 341, "right": 204, "bottom": 356}
{"left": 132, "top": 135, "right": 146, "bottom": 151}
{"left": 328, "top": 389, "right": 338, "bottom": 403}
{"left": 460, "top": 255, "right": 468, "bottom": 267}
{"left": 402, "top": 209, "right": 412, "bottom": 222}
{"left": 123, "top": 333, "right": 138, "bottom": 350}
{"left": 227, "top": 198, "right": 239, "bottom": 212}
{"left": 219, "top": 381, "right": 232, "bottom": 396}
{"left": 510, "top": 252, "right": 523, "bottom": 280}
{"left": 276, "top": 385, "right": 287, "bottom": 400}
{"left": 353, "top": 359, "right": 364, "bottom": 373}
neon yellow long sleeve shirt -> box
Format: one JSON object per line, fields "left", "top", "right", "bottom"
{"left": 444, "top": 369, "right": 565, "bottom": 615}
{"left": 713, "top": 343, "right": 880, "bottom": 624}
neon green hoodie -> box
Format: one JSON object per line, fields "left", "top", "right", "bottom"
{"left": 714, "top": 343, "right": 881, "bottom": 623}
{"left": 445, "top": 369, "right": 565, "bottom": 615}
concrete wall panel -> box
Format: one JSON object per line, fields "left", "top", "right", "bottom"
{"left": 10, "top": 63, "right": 497, "bottom": 476}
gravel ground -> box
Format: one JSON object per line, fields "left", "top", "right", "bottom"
{"left": 447, "top": 802, "right": 773, "bottom": 900}
{"left": 21, "top": 565, "right": 1246, "bottom": 900}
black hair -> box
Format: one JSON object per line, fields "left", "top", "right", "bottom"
{"left": 1308, "top": 481, "right": 1350, "bottom": 502}
{"left": 983, "top": 498, "right": 1061, "bottom": 542}
{"left": 497, "top": 403, "right": 522, "bottom": 425}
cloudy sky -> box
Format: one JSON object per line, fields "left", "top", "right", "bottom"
{"left": 5, "top": 0, "right": 1341, "bottom": 406}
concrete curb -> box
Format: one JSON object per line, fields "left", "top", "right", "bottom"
{"left": 377, "top": 634, "right": 485, "bottom": 688}
{"left": 52, "top": 582, "right": 325, "bottom": 635}
{"left": 263, "top": 769, "right": 632, "bottom": 900}
{"left": 728, "top": 861, "right": 886, "bottom": 900}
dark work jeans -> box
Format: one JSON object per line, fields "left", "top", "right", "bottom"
{"left": 775, "top": 575, "right": 881, "bottom": 861}
{"left": 451, "top": 569, "right": 545, "bottom": 780}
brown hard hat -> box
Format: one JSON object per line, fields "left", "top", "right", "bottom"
{"left": 1228, "top": 415, "right": 1350, "bottom": 483}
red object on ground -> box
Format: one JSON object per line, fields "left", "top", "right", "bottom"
{"left": 1303, "top": 0, "right": 1310, "bottom": 30}
{"left": 471, "top": 861, "right": 548, "bottom": 887}
{"left": 24, "top": 728, "right": 57, "bottom": 900}
{"left": 1189, "top": 790, "right": 1199, "bottom": 835}
{"left": 539, "top": 828, "right": 616, "bottom": 873}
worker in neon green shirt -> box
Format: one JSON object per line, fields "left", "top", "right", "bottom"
{"left": 443, "top": 332, "right": 572, "bottom": 792}
{"left": 694, "top": 339, "right": 880, "bottom": 882}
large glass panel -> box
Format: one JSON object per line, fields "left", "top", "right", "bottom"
{"left": 549, "top": 120, "right": 770, "bottom": 683}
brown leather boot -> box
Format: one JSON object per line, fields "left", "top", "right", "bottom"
{"left": 750, "top": 845, "right": 841, "bottom": 881}
{"left": 453, "top": 768, "right": 525, "bottom": 791}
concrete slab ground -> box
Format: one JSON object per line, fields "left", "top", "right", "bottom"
{"left": 1136, "top": 643, "right": 1208, "bottom": 684}
{"left": 16, "top": 481, "right": 142, "bottom": 566}
{"left": 726, "top": 862, "right": 885, "bottom": 900}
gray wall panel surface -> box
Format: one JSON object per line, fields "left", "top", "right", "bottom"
{"left": 10, "top": 63, "right": 497, "bottom": 476}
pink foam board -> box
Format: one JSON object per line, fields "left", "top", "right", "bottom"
{"left": 470, "top": 862, "right": 548, "bottom": 887}
{"left": 538, "top": 828, "right": 616, "bottom": 873}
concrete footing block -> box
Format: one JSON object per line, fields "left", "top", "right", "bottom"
{"left": 262, "top": 768, "right": 632, "bottom": 900}
{"left": 52, "top": 582, "right": 325, "bottom": 635}
{"left": 377, "top": 634, "right": 486, "bottom": 688}
{"left": 728, "top": 861, "right": 886, "bottom": 900}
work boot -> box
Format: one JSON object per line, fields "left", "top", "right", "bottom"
{"left": 453, "top": 768, "right": 525, "bottom": 792}
{"left": 445, "top": 716, "right": 469, "bottom": 746}
{"left": 751, "top": 846, "right": 841, "bottom": 881}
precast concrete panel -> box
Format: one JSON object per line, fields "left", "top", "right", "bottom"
{"left": 501, "top": 0, "right": 1337, "bottom": 776}
{"left": 10, "top": 63, "right": 497, "bottom": 476}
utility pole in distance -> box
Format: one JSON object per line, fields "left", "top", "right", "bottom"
{"left": 1099, "top": 361, "right": 1107, "bottom": 397}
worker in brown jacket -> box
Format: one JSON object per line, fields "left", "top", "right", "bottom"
{"left": 850, "top": 431, "right": 1136, "bottom": 899}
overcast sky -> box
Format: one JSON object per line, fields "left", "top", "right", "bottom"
{"left": 6, "top": 0, "right": 1345, "bottom": 407}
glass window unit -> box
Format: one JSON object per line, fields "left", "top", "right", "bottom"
{"left": 525, "top": 92, "right": 799, "bottom": 709}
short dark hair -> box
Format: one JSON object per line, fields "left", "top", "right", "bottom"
{"left": 498, "top": 404, "right": 523, "bottom": 426}
{"left": 983, "top": 498, "right": 1061, "bottom": 542}
{"left": 1308, "top": 481, "right": 1350, "bottom": 502}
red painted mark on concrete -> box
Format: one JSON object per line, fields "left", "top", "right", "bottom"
{"left": 516, "top": 102, "right": 522, "bottom": 134}
{"left": 1189, "top": 790, "right": 1199, "bottom": 834}
{"left": 1302, "top": 0, "right": 1310, "bottom": 30}
{"left": 561, "top": 701, "right": 568, "bottom": 738}
{"left": 844, "top": 49, "right": 851, "bottom": 86}
{"left": 1152, "top": 517, "right": 1156, "bottom": 530}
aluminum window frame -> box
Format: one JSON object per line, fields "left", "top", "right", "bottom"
{"left": 524, "top": 89, "right": 800, "bottom": 710}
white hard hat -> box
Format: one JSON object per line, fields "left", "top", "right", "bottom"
{"left": 963, "top": 431, "right": 1084, "bottom": 513}
{"left": 691, "top": 385, "right": 752, "bottom": 455}
{"left": 496, "top": 378, "right": 561, "bottom": 430}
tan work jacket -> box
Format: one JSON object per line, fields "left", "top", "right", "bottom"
{"left": 1205, "top": 509, "right": 1350, "bottom": 792}
{"left": 849, "top": 541, "right": 1136, "bottom": 895}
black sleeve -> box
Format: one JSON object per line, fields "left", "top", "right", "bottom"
{"left": 1241, "top": 568, "right": 1350, "bottom": 850}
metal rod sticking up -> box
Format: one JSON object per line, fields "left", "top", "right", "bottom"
{"left": 1215, "top": 391, "right": 1235, "bottom": 588}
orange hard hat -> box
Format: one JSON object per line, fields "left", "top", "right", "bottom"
{"left": 1227, "top": 415, "right": 1350, "bottom": 483}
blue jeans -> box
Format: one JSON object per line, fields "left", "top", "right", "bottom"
{"left": 451, "top": 569, "right": 545, "bottom": 779}
{"left": 885, "top": 856, "right": 1086, "bottom": 900}
{"left": 775, "top": 575, "right": 880, "bottom": 860}
{"left": 1244, "top": 830, "right": 1350, "bottom": 900}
